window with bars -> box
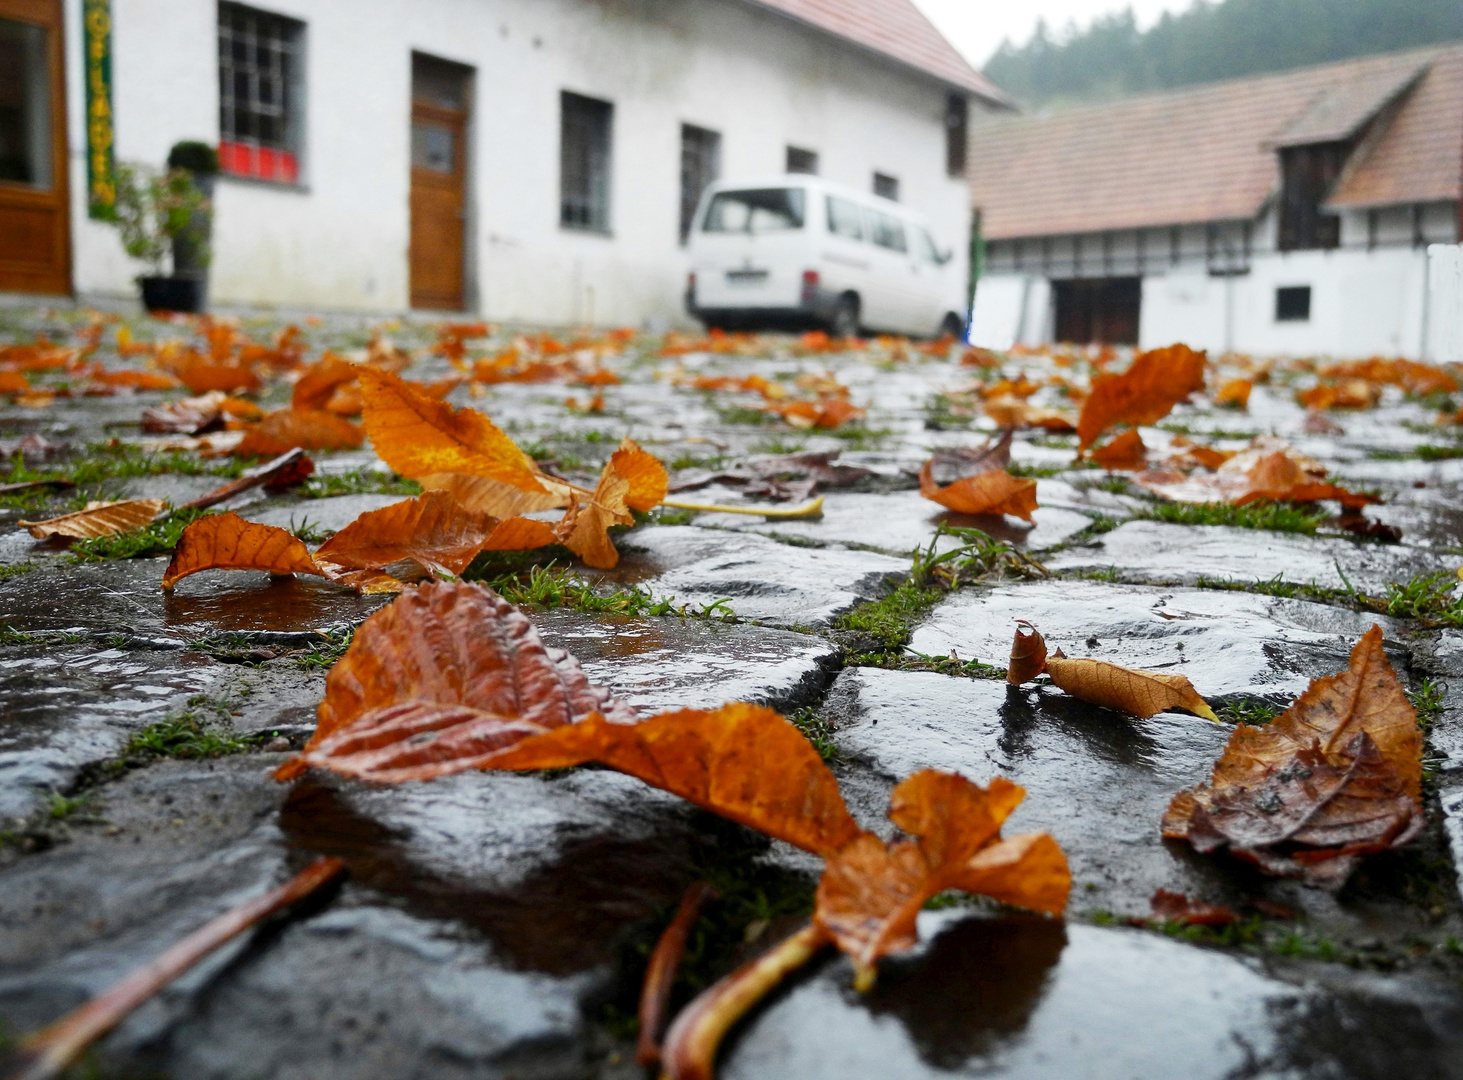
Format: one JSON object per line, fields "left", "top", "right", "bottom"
{"left": 679, "top": 124, "right": 720, "bottom": 242}
{"left": 218, "top": 2, "right": 303, "bottom": 184}
{"left": 560, "top": 91, "right": 612, "bottom": 232}
{"left": 873, "top": 172, "right": 899, "bottom": 201}
{"left": 786, "top": 146, "right": 818, "bottom": 175}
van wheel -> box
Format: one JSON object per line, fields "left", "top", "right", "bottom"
{"left": 938, "top": 312, "right": 966, "bottom": 342}
{"left": 829, "top": 295, "right": 860, "bottom": 339}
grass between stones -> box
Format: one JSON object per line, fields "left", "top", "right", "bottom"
{"left": 1, "top": 443, "right": 245, "bottom": 512}
{"left": 69, "top": 506, "right": 215, "bottom": 561}
{"left": 301, "top": 469, "right": 421, "bottom": 499}
{"left": 1135, "top": 499, "right": 1329, "bottom": 534}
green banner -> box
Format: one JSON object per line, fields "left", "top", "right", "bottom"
{"left": 83, "top": 0, "right": 115, "bottom": 218}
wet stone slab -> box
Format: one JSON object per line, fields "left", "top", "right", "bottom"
{"left": 909, "top": 578, "right": 1406, "bottom": 704}
{"left": 0, "top": 649, "right": 325, "bottom": 818}
{"left": 720, "top": 910, "right": 1463, "bottom": 1080}
{"left": 0, "top": 758, "right": 677, "bottom": 1079}
{"left": 613, "top": 525, "right": 906, "bottom": 627}
{"left": 1, "top": 557, "right": 390, "bottom": 642}
{"left": 825, "top": 667, "right": 1235, "bottom": 917}
{"left": 1046, "top": 520, "right": 1453, "bottom": 594}
{"left": 691, "top": 489, "right": 1094, "bottom": 556}
{"left": 239, "top": 492, "right": 405, "bottom": 533}
{"left": 532, "top": 609, "right": 839, "bottom": 713}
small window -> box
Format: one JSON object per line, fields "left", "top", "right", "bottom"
{"left": 867, "top": 209, "right": 906, "bottom": 252}
{"left": 786, "top": 146, "right": 818, "bottom": 175}
{"left": 945, "top": 94, "right": 967, "bottom": 177}
{"left": 680, "top": 124, "right": 721, "bottom": 243}
{"left": 0, "top": 19, "right": 52, "bottom": 188}
{"left": 702, "top": 187, "right": 804, "bottom": 234}
{"left": 873, "top": 172, "right": 899, "bottom": 201}
{"left": 826, "top": 196, "right": 863, "bottom": 241}
{"left": 1276, "top": 285, "right": 1311, "bottom": 322}
{"left": 218, "top": 2, "right": 304, "bottom": 184}
{"left": 560, "top": 91, "right": 613, "bottom": 232}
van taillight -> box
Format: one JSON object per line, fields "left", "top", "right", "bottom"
{"left": 801, "top": 270, "right": 819, "bottom": 303}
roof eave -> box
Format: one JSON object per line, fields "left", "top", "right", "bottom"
{"left": 735, "top": 0, "right": 1016, "bottom": 110}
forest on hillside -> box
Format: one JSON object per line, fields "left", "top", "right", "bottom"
{"left": 983, "top": 0, "right": 1463, "bottom": 106}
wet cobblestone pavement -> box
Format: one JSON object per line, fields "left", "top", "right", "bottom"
{"left": 4, "top": 307, "right": 1463, "bottom": 1078}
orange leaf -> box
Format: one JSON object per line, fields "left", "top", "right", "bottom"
{"left": 557, "top": 443, "right": 668, "bottom": 569}
{"left": 1089, "top": 428, "right": 1147, "bottom": 471}
{"left": 21, "top": 499, "right": 165, "bottom": 540}
{"left": 814, "top": 771, "right": 1069, "bottom": 983}
{"left": 1296, "top": 380, "right": 1379, "bottom": 411}
{"left": 358, "top": 367, "right": 554, "bottom": 497}
{"left": 918, "top": 461, "right": 1037, "bottom": 521}
{"left": 1006, "top": 622, "right": 1048, "bottom": 684}
{"left": 291, "top": 354, "right": 360, "bottom": 411}
{"left": 1214, "top": 378, "right": 1252, "bottom": 409}
{"left": 174, "top": 359, "right": 261, "bottom": 395}
{"left": 1164, "top": 626, "right": 1423, "bottom": 887}
{"left": 233, "top": 408, "right": 364, "bottom": 457}
{"left": 1077, "top": 343, "right": 1206, "bottom": 450}
{"left": 312, "top": 491, "right": 499, "bottom": 579}
{"left": 0, "top": 371, "right": 30, "bottom": 394}
{"left": 86, "top": 368, "right": 181, "bottom": 391}
{"left": 481, "top": 515, "right": 561, "bottom": 551}
{"left": 161, "top": 512, "right": 324, "bottom": 589}
{"left": 610, "top": 438, "right": 668, "bottom": 512}
{"left": 1134, "top": 440, "right": 1375, "bottom": 510}
{"left": 982, "top": 395, "right": 1076, "bottom": 432}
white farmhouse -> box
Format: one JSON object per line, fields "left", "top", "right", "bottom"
{"left": 0, "top": 0, "right": 1010, "bottom": 326}
{"left": 968, "top": 46, "right": 1463, "bottom": 360}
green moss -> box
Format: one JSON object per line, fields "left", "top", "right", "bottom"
{"left": 1136, "top": 499, "right": 1328, "bottom": 535}
{"left": 667, "top": 453, "right": 728, "bottom": 472}
{"left": 294, "top": 629, "right": 355, "bottom": 671}
{"left": 1380, "top": 572, "right": 1463, "bottom": 625}
{"left": 1407, "top": 678, "right": 1445, "bottom": 732}
{"left": 784, "top": 706, "right": 838, "bottom": 761}
{"left": 715, "top": 405, "right": 775, "bottom": 426}
{"left": 70, "top": 506, "right": 215, "bottom": 561}
{"left": 302, "top": 469, "right": 421, "bottom": 499}
{"left": 472, "top": 561, "right": 693, "bottom": 617}
{"left": 1216, "top": 697, "right": 1286, "bottom": 725}
{"left": 0, "top": 625, "right": 38, "bottom": 646}
{"left": 1195, "top": 574, "right": 1355, "bottom": 606}
{"left": 0, "top": 562, "right": 35, "bottom": 581}
{"left": 1006, "top": 461, "right": 1065, "bottom": 479}
{"left": 825, "top": 423, "right": 892, "bottom": 450}
{"left": 124, "top": 712, "right": 257, "bottom": 759}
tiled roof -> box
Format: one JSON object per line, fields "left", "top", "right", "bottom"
{"left": 968, "top": 45, "right": 1463, "bottom": 240}
{"left": 744, "top": 0, "right": 1012, "bottom": 106}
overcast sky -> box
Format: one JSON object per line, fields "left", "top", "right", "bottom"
{"left": 911, "top": 0, "right": 1200, "bottom": 67}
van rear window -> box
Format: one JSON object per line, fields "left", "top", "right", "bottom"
{"left": 703, "top": 188, "right": 805, "bottom": 233}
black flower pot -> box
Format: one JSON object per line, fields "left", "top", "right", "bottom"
{"left": 139, "top": 275, "right": 205, "bottom": 313}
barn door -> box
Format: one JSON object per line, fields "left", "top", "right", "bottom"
{"left": 409, "top": 54, "right": 470, "bottom": 311}
{"left": 0, "top": 0, "right": 70, "bottom": 295}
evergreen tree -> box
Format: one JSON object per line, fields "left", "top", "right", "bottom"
{"left": 984, "top": 0, "right": 1463, "bottom": 106}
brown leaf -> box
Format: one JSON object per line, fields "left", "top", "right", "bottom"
{"left": 1148, "top": 889, "right": 1238, "bottom": 926}
{"left": 1007, "top": 622, "right": 1048, "bottom": 684}
{"left": 181, "top": 449, "right": 314, "bottom": 510}
{"left": 280, "top": 581, "right": 635, "bottom": 778}
{"left": 1077, "top": 343, "right": 1206, "bottom": 450}
{"left": 1134, "top": 439, "right": 1375, "bottom": 510}
{"left": 161, "top": 512, "right": 324, "bottom": 589}
{"left": 611, "top": 439, "right": 669, "bottom": 512}
{"left": 814, "top": 771, "right": 1069, "bottom": 983}
{"left": 1045, "top": 655, "right": 1218, "bottom": 721}
{"left": 919, "top": 461, "right": 1037, "bottom": 521}
{"left": 1296, "top": 380, "right": 1380, "bottom": 411}
{"left": 141, "top": 392, "right": 226, "bottom": 435}
{"left": 1214, "top": 378, "right": 1252, "bottom": 409}
{"left": 1089, "top": 429, "right": 1147, "bottom": 471}
{"left": 234, "top": 408, "right": 364, "bottom": 457}
{"left": 21, "top": 499, "right": 165, "bottom": 540}
{"left": 292, "top": 354, "right": 360, "bottom": 411}
{"left": 173, "top": 358, "right": 261, "bottom": 395}
{"left": 1164, "top": 626, "right": 1423, "bottom": 887}
{"left": 312, "top": 491, "right": 499, "bottom": 579}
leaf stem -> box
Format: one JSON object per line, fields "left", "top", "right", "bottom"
{"left": 636, "top": 881, "right": 719, "bottom": 1067}
{"left": 8, "top": 857, "right": 345, "bottom": 1080}
{"left": 660, "top": 922, "right": 829, "bottom": 1080}
{"left": 661, "top": 496, "right": 825, "bottom": 520}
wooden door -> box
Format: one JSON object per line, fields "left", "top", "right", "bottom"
{"left": 409, "top": 60, "right": 469, "bottom": 311}
{"left": 0, "top": 0, "right": 70, "bottom": 295}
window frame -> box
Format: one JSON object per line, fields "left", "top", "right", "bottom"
{"left": 559, "top": 90, "right": 614, "bottom": 235}
{"left": 786, "top": 145, "right": 818, "bottom": 175}
{"left": 679, "top": 122, "right": 721, "bottom": 244}
{"left": 217, "top": 1, "right": 306, "bottom": 186}
{"left": 945, "top": 94, "right": 967, "bottom": 177}
{"left": 873, "top": 171, "right": 899, "bottom": 202}
{"left": 1275, "top": 285, "right": 1312, "bottom": 322}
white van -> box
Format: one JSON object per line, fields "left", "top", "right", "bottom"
{"left": 685, "top": 176, "right": 966, "bottom": 339}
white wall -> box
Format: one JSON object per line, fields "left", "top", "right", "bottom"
{"left": 1428, "top": 244, "right": 1463, "bottom": 363}
{"left": 64, "top": 0, "right": 972, "bottom": 325}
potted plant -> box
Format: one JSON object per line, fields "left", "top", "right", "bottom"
{"left": 105, "top": 159, "right": 212, "bottom": 313}
{"left": 166, "top": 141, "right": 219, "bottom": 302}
